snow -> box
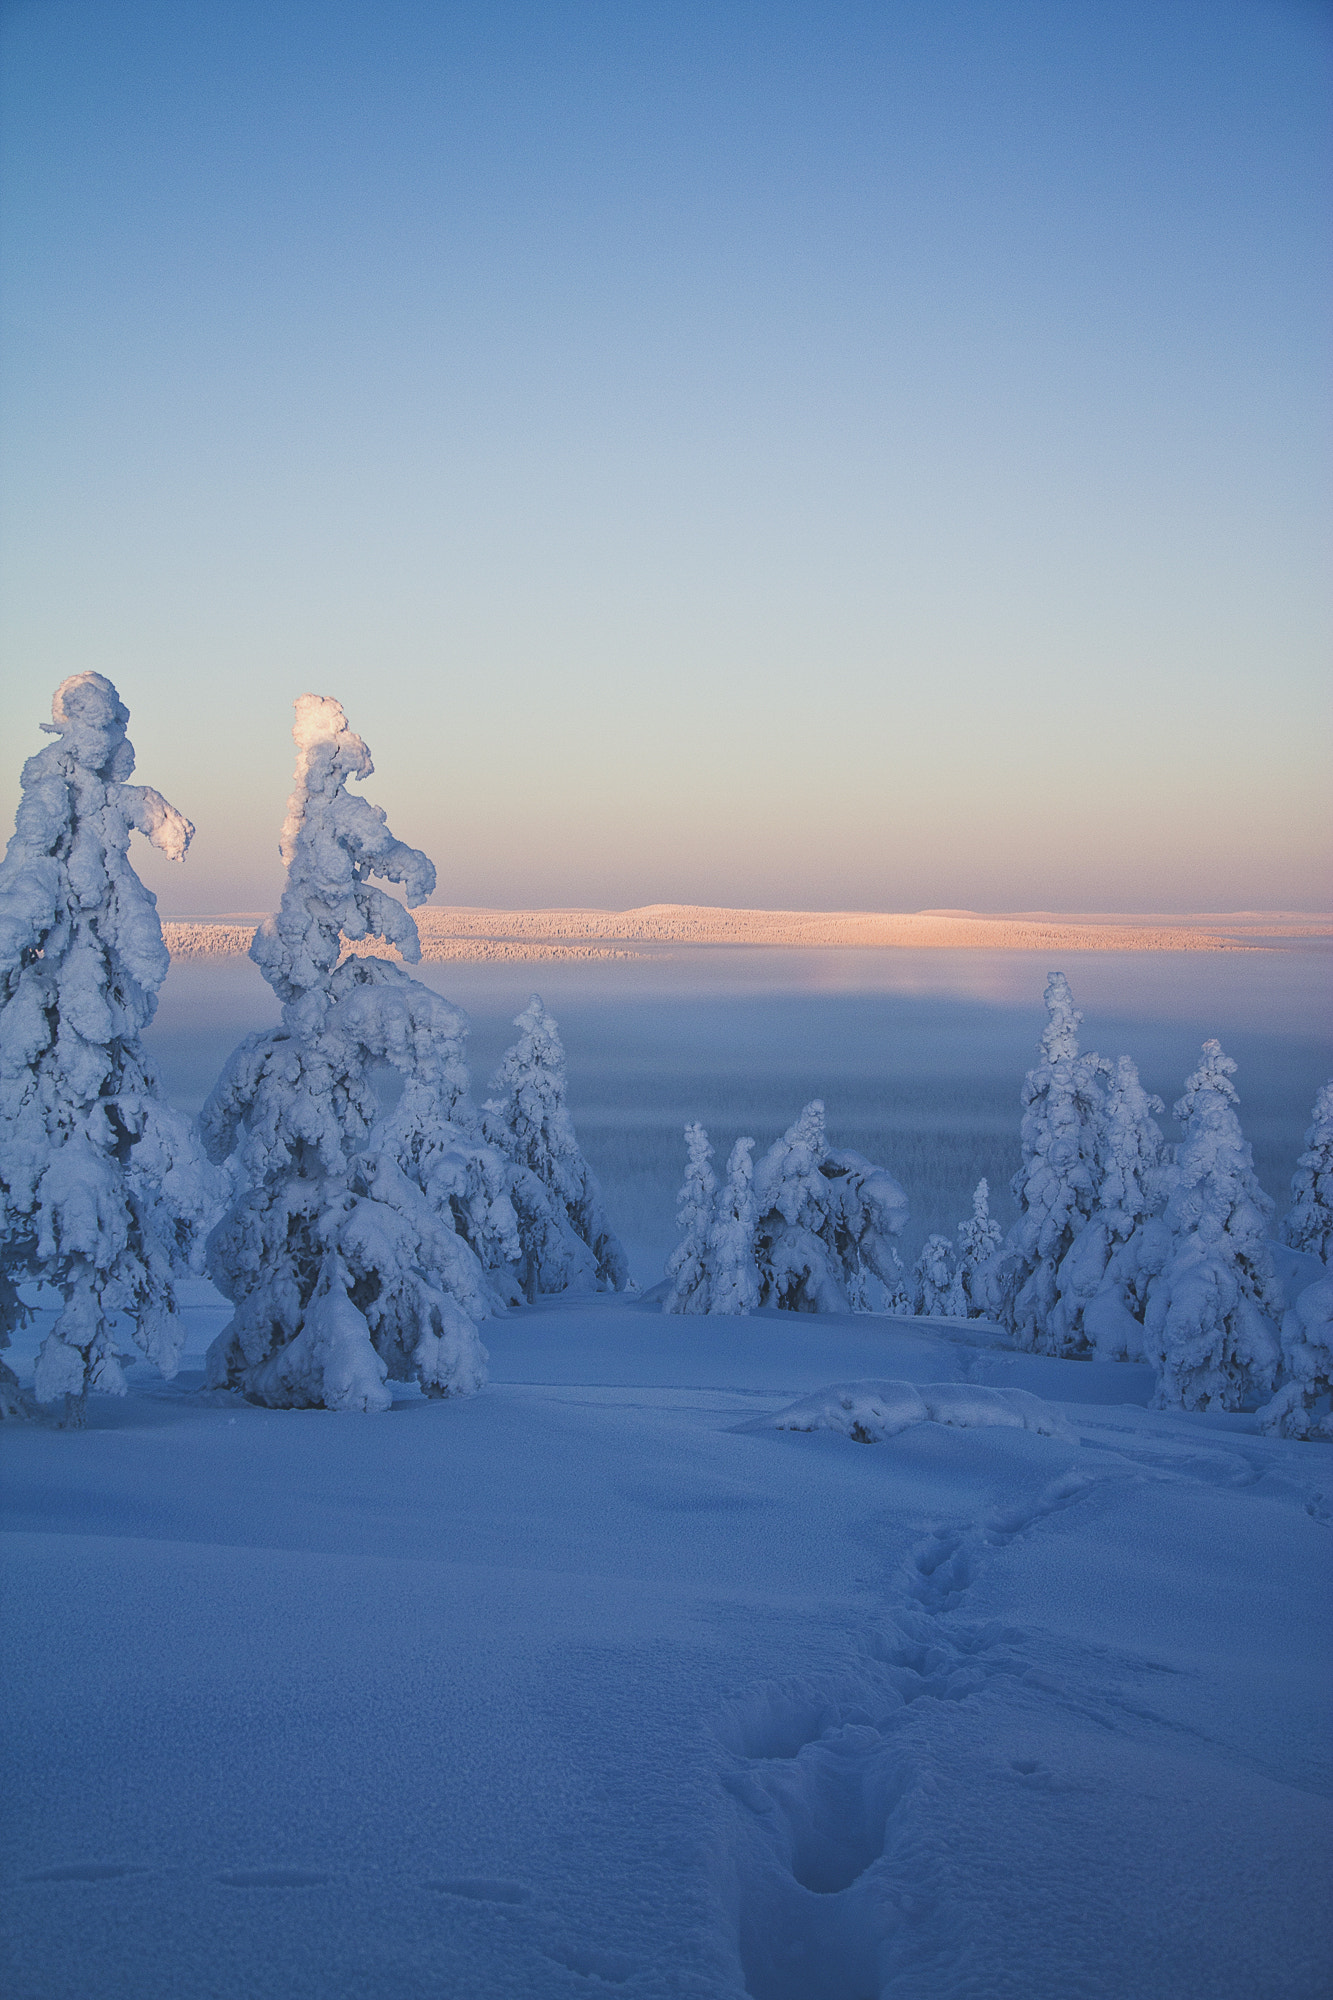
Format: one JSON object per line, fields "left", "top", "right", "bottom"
{"left": 2, "top": 1291, "right": 1329, "bottom": 1999}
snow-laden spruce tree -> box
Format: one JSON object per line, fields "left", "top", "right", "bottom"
{"left": 1258, "top": 1275, "right": 1333, "bottom": 1441}
{"left": 1055, "top": 1054, "right": 1172, "bottom": 1361}
{"left": 1279, "top": 1080, "right": 1333, "bottom": 1262}
{"left": 999, "top": 971, "right": 1109, "bottom": 1353}
{"left": 912, "top": 1234, "right": 955, "bottom": 1316}
{"left": 752, "top": 1100, "right": 909, "bottom": 1312}
{"left": 0, "top": 673, "right": 219, "bottom": 1422}
{"left": 663, "top": 1122, "right": 718, "bottom": 1314}
{"left": 707, "top": 1137, "right": 762, "bottom": 1315}
{"left": 203, "top": 694, "right": 506, "bottom": 1410}
{"left": 946, "top": 1179, "right": 1002, "bottom": 1318}
{"left": 1143, "top": 1040, "right": 1282, "bottom": 1412}
{"left": 482, "top": 995, "right": 627, "bottom": 1300}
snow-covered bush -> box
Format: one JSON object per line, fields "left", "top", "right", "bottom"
{"left": 999, "top": 972, "right": 1108, "bottom": 1354}
{"left": 663, "top": 1122, "right": 718, "bottom": 1314}
{"left": 1258, "top": 1275, "right": 1333, "bottom": 1441}
{"left": 1058, "top": 1054, "right": 1172, "bottom": 1361}
{"left": 946, "top": 1178, "right": 1002, "bottom": 1318}
{"left": 752, "top": 1101, "right": 909, "bottom": 1313}
{"left": 1143, "top": 1040, "right": 1282, "bottom": 1412}
{"left": 203, "top": 694, "right": 503, "bottom": 1410}
{"left": 482, "top": 995, "right": 627, "bottom": 1299}
{"left": 1279, "top": 1081, "right": 1333, "bottom": 1262}
{"left": 0, "top": 674, "right": 219, "bottom": 1422}
{"left": 912, "top": 1234, "right": 955, "bottom": 1316}
{"left": 705, "top": 1137, "right": 761, "bottom": 1316}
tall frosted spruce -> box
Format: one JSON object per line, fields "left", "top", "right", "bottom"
{"left": 1055, "top": 1053, "right": 1171, "bottom": 1360}
{"left": 482, "top": 996, "right": 627, "bottom": 1300}
{"left": 662, "top": 1121, "right": 717, "bottom": 1313}
{"left": 203, "top": 695, "right": 510, "bottom": 1411}
{"left": 1143, "top": 1040, "right": 1281, "bottom": 1412}
{"left": 1001, "top": 971, "right": 1108, "bottom": 1353}
{"left": 0, "top": 674, "right": 218, "bottom": 1422}
{"left": 946, "top": 1179, "right": 1002, "bottom": 1318}
{"left": 1280, "top": 1080, "right": 1333, "bottom": 1262}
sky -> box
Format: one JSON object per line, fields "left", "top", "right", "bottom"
{"left": 1, "top": 0, "right": 1329, "bottom": 916}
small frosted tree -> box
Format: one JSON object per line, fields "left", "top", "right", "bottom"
{"left": 1056, "top": 1054, "right": 1172, "bottom": 1360}
{"left": 752, "top": 1101, "right": 909, "bottom": 1312}
{"left": 663, "top": 1122, "right": 718, "bottom": 1314}
{"left": 1143, "top": 1040, "right": 1282, "bottom": 1412}
{"left": 0, "top": 673, "right": 218, "bottom": 1422}
{"left": 946, "top": 1179, "right": 1002, "bottom": 1318}
{"left": 1000, "top": 971, "right": 1108, "bottom": 1353}
{"left": 912, "top": 1234, "right": 955, "bottom": 1316}
{"left": 1279, "top": 1081, "right": 1333, "bottom": 1262}
{"left": 203, "top": 695, "right": 502, "bottom": 1410}
{"left": 482, "top": 996, "right": 627, "bottom": 1299}
{"left": 706, "top": 1137, "right": 761, "bottom": 1316}
{"left": 1258, "top": 1274, "right": 1333, "bottom": 1441}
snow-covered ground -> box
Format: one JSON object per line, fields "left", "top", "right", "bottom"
{"left": 3, "top": 1295, "right": 1330, "bottom": 1999}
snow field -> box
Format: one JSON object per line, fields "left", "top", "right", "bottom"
{"left": 3, "top": 1296, "right": 1329, "bottom": 1999}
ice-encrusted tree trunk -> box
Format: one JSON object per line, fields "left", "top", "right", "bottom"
{"left": 912, "top": 1235, "right": 955, "bottom": 1316}
{"left": 752, "top": 1100, "right": 909, "bottom": 1312}
{"left": 1058, "top": 1054, "right": 1172, "bottom": 1361}
{"left": 999, "top": 971, "right": 1108, "bottom": 1353}
{"left": 663, "top": 1122, "right": 718, "bottom": 1314}
{"left": 1143, "top": 1041, "right": 1282, "bottom": 1412}
{"left": 946, "top": 1179, "right": 1002, "bottom": 1318}
{"left": 1279, "top": 1080, "right": 1333, "bottom": 1262}
{"left": 203, "top": 695, "right": 504, "bottom": 1410}
{"left": 0, "top": 673, "right": 218, "bottom": 1423}
{"left": 706, "top": 1138, "right": 761, "bottom": 1316}
{"left": 482, "top": 996, "right": 627, "bottom": 1300}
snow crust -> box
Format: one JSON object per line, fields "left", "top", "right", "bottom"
{"left": 770, "top": 1378, "right": 1074, "bottom": 1441}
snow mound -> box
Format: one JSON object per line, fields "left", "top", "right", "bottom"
{"left": 770, "top": 1379, "right": 1074, "bottom": 1443}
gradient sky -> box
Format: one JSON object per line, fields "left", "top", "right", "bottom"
{"left": 1, "top": 0, "right": 1329, "bottom": 915}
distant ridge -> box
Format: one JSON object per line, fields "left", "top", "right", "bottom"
{"left": 160, "top": 905, "right": 1333, "bottom": 961}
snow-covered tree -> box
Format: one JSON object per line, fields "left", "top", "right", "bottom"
{"left": 999, "top": 971, "right": 1108, "bottom": 1353}
{"left": 203, "top": 694, "right": 504, "bottom": 1410}
{"left": 1143, "top": 1040, "right": 1282, "bottom": 1412}
{"left": 752, "top": 1101, "right": 909, "bottom": 1312}
{"left": 912, "top": 1234, "right": 955, "bottom": 1316}
{"left": 706, "top": 1137, "right": 761, "bottom": 1316}
{"left": 482, "top": 995, "right": 627, "bottom": 1299}
{"left": 1258, "top": 1275, "right": 1333, "bottom": 1441}
{"left": 946, "top": 1179, "right": 1002, "bottom": 1318}
{"left": 663, "top": 1122, "right": 718, "bottom": 1314}
{"left": 1279, "top": 1080, "right": 1333, "bottom": 1262}
{"left": 0, "top": 673, "right": 219, "bottom": 1422}
{"left": 1056, "top": 1054, "right": 1172, "bottom": 1360}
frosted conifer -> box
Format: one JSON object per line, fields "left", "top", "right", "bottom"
{"left": 1143, "top": 1040, "right": 1281, "bottom": 1412}
{"left": 1001, "top": 972, "right": 1108, "bottom": 1353}
{"left": 912, "top": 1235, "right": 955, "bottom": 1316}
{"left": 203, "top": 695, "right": 503, "bottom": 1410}
{"left": 663, "top": 1122, "right": 718, "bottom": 1314}
{"left": 1279, "top": 1081, "right": 1333, "bottom": 1262}
{"left": 706, "top": 1137, "right": 761, "bottom": 1316}
{"left": 946, "top": 1179, "right": 1002, "bottom": 1318}
{"left": 752, "top": 1101, "right": 909, "bottom": 1312}
{"left": 482, "top": 996, "right": 627, "bottom": 1299}
{"left": 1258, "top": 1274, "right": 1333, "bottom": 1441}
{"left": 1057, "top": 1054, "right": 1171, "bottom": 1360}
{"left": 0, "top": 674, "right": 218, "bottom": 1421}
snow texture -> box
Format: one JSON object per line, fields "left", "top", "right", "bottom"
{"left": 0, "top": 674, "right": 219, "bottom": 1420}
{"left": 1144, "top": 1040, "right": 1282, "bottom": 1412}
{"left": 203, "top": 696, "right": 496, "bottom": 1409}
{"left": 770, "top": 1377, "right": 1073, "bottom": 1441}
{"left": 999, "top": 971, "right": 1109, "bottom": 1354}
{"left": 1280, "top": 1079, "right": 1333, "bottom": 1262}
{"left": 945, "top": 1177, "right": 1002, "bottom": 1317}
{"left": 482, "top": 995, "right": 628, "bottom": 1299}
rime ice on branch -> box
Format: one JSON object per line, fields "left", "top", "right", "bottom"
{"left": 0, "top": 674, "right": 218, "bottom": 1421}
{"left": 482, "top": 996, "right": 627, "bottom": 1300}
{"left": 203, "top": 695, "right": 505, "bottom": 1410}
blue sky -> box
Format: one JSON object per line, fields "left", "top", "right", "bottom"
{"left": 1, "top": 0, "right": 1329, "bottom": 914}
